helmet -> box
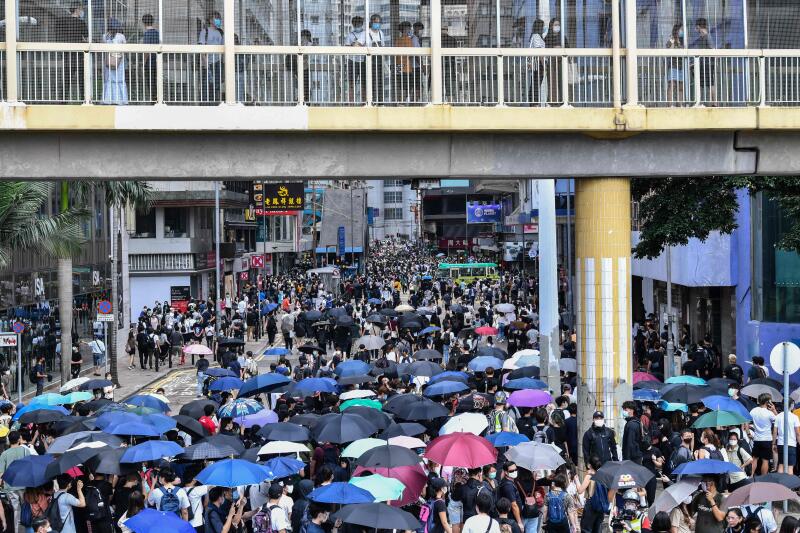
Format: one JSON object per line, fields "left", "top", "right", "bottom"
{"left": 622, "top": 489, "right": 639, "bottom": 502}
{"left": 494, "top": 391, "right": 507, "bottom": 404}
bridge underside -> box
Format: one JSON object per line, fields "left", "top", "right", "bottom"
{"left": 0, "top": 130, "right": 793, "bottom": 179}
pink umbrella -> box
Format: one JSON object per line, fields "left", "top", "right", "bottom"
{"left": 507, "top": 389, "right": 553, "bottom": 408}
{"left": 475, "top": 326, "right": 499, "bottom": 336}
{"left": 633, "top": 371, "right": 660, "bottom": 384}
{"left": 424, "top": 432, "right": 497, "bottom": 468}
{"left": 353, "top": 464, "right": 427, "bottom": 506}
{"left": 184, "top": 344, "right": 214, "bottom": 356}
{"left": 240, "top": 409, "right": 279, "bottom": 429}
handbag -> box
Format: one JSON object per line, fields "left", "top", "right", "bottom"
{"left": 516, "top": 480, "right": 540, "bottom": 518}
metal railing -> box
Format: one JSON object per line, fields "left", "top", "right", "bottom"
{"left": 129, "top": 253, "right": 196, "bottom": 272}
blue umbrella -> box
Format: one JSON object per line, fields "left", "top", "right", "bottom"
{"left": 486, "top": 432, "right": 530, "bottom": 447}
{"left": 701, "top": 395, "right": 752, "bottom": 420}
{"left": 95, "top": 411, "right": 142, "bottom": 430}
{"left": 13, "top": 404, "right": 68, "bottom": 422}
{"left": 209, "top": 377, "right": 245, "bottom": 392}
{"left": 503, "top": 378, "right": 547, "bottom": 391}
{"left": 633, "top": 389, "right": 660, "bottom": 402}
{"left": 417, "top": 326, "right": 441, "bottom": 336}
{"left": 335, "top": 361, "right": 372, "bottom": 378}
{"left": 427, "top": 371, "right": 469, "bottom": 386}
{"left": 265, "top": 347, "right": 289, "bottom": 356}
{"left": 205, "top": 368, "right": 237, "bottom": 378}
{"left": 104, "top": 421, "right": 162, "bottom": 437}
{"left": 263, "top": 457, "right": 305, "bottom": 479}
{"left": 141, "top": 413, "right": 178, "bottom": 433}
{"left": 196, "top": 459, "right": 273, "bottom": 487}
{"left": 261, "top": 303, "right": 279, "bottom": 315}
{"left": 421, "top": 275, "right": 432, "bottom": 281}
{"left": 126, "top": 395, "right": 169, "bottom": 412}
{"left": 367, "top": 298, "right": 382, "bottom": 305}
{"left": 239, "top": 373, "right": 292, "bottom": 398}
{"left": 29, "top": 393, "right": 69, "bottom": 407}
{"left": 673, "top": 459, "right": 742, "bottom": 476}
{"left": 124, "top": 508, "right": 195, "bottom": 533}
{"left": 309, "top": 482, "right": 374, "bottom": 504}
{"left": 218, "top": 398, "right": 264, "bottom": 418}
{"left": 665, "top": 375, "right": 707, "bottom": 386}
{"left": 291, "top": 378, "right": 338, "bottom": 395}
{"left": 658, "top": 401, "right": 688, "bottom": 413}
{"left": 1, "top": 455, "right": 57, "bottom": 487}
{"left": 423, "top": 380, "right": 470, "bottom": 397}
{"left": 468, "top": 356, "right": 504, "bottom": 373}
{"left": 121, "top": 441, "right": 184, "bottom": 463}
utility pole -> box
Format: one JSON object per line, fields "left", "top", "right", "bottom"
{"left": 109, "top": 205, "right": 119, "bottom": 385}
{"left": 665, "top": 245, "right": 675, "bottom": 378}
{"left": 214, "top": 181, "right": 222, "bottom": 343}
{"left": 538, "top": 179, "right": 560, "bottom": 394}
{"left": 311, "top": 180, "right": 319, "bottom": 267}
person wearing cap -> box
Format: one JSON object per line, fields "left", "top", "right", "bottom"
{"left": 488, "top": 391, "right": 518, "bottom": 434}
{"left": 428, "top": 477, "right": 451, "bottom": 533}
{"left": 582, "top": 411, "right": 618, "bottom": 466}
{"left": 266, "top": 483, "right": 290, "bottom": 533}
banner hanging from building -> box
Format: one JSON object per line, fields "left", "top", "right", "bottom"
{"left": 251, "top": 182, "right": 305, "bottom": 212}
{"left": 466, "top": 202, "right": 502, "bottom": 224}
{"left": 170, "top": 286, "right": 191, "bottom": 313}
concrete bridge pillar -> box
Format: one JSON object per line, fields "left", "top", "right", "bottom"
{"left": 575, "top": 178, "right": 633, "bottom": 465}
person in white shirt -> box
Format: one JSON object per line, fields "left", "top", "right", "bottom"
{"left": 775, "top": 399, "right": 800, "bottom": 474}
{"left": 146, "top": 468, "right": 190, "bottom": 520}
{"left": 462, "top": 492, "right": 500, "bottom": 533}
{"left": 750, "top": 393, "right": 778, "bottom": 475}
{"left": 266, "top": 484, "right": 290, "bottom": 533}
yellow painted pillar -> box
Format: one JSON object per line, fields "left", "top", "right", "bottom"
{"left": 575, "top": 178, "right": 632, "bottom": 454}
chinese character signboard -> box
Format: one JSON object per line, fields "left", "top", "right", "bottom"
{"left": 338, "top": 227, "right": 346, "bottom": 257}
{"left": 170, "top": 286, "right": 191, "bottom": 313}
{"left": 251, "top": 182, "right": 305, "bottom": 212}
{"left": 466, "top": 202, "right": 502, "bottom": 224}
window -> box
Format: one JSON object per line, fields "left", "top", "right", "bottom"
{"left": 274, "top": 216, "right": 295, "bottom": 241}
{"left": 384, "top": 191, "right": 403, "bottom": 204}
{"left": 164, "top": 208, "right": 188, "bottom": 238}
{"left": 199, "top": 208, "right": 212, "bottom": 230}
{"left": 134, "top": 209, "right": 156, "bottom": 238}
{"left": 384, "top": 208, "right": 403, "bottom": 220}
{"left": 310, "top": 16, "right": 319, "bottom": 24}
{"left": 385, "top": 180, "right": 404, "bottom": 188}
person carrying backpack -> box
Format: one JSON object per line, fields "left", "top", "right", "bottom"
{"left": 668, "top": 429, "right": 694, "bottom": 477}
{"left": 531, "top": 408, "right": 553, "bottom": 445}
{"left": 146, "top": 468, "right": 190, "bottom": 520}
{"left": 621, "top": 401, "right": 646, "bottom": 465}
{"left": 420, "top": 478, "right": 449, "bottom": 533}
{"left": 84, "top": 472, "right": 113, "bottom": 533}
{"left": 580, "top": 457, "right": 609, "bottom": 533}
{"left": 253, "top": 484, "right": 289, "bottom": 533}
{"left": 541, "top": 474, "right": 577, "bottom": 533}
{"left": 48, "top": 474, "right": 86, "bottom": 533}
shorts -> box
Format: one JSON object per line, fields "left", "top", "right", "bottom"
{"left": 753, "top": 440, "right": 773, "bottom": 460}
{"left": 447, "top": 500, "right": 462, "bottom": 524}
{"left": 93, "top": 353, "right": 103, "bottom": 366}
{"left": 782, "top": 445, "right": 798, "bottom": 466}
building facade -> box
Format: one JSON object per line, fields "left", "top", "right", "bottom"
{"left": 366, "top": 180, "right": 419, "bottom": 241}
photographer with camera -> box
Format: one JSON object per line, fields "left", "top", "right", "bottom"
{"left": 689, "top": 476, "right": 726, "bottom": 533}
{"left": 609, "top": 488, "right": 649, "bottom": 533}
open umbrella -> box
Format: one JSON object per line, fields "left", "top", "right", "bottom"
{"left": 204, "top": 368, "right": 237, "bottom": 378}
{"left": 104, "top": 421, "right": 162, "bottom": 437}
{"left": 388, "top": 436, "right": 426, "bottom": 449}
{"left": 398, "top": 361, "right": 442, "bottom": 378}
{"left": 198, "top": 435, "right": 246, "bottom": 455}
{"left": 61, "top": 392, "right": 93, "bottom": 405}
{"left": 312, "top": 413, "right": 379, "bottom": 444}
{"left": 18, "top": 407, "right": 70, "bottom": 425}
{"left": 504, "top": 442, "right": 565, "bottom": 471}
{"left": 507, "top": 366, "right": 541, "bottom": 380}
{"left": 340, "top": 399, "right": 383, "bottom": 412}
{"left": 209, "top": 377, "right": 245, "bottom": 392}
{"left": 79, "top": 379, "right": 113, "bottom": 391}
{"left": 366, "top": 314, "right": 388, "bottom": 325}
{"left": 1, "top": 455, "right": 57, "bottom": 487}
{"left": 424, "top": 433, "right": 496, "bottom": 468}
{"left": 379, "top": 422, "right": 427, "bottom": 439}
{"left": 349, "top": 474, "right": 406, "bottom": 502}
{"left": 725, "top": 482, "right": 800, "bottom": 508}
{"left": 334, "top": 503, "right": 421, "bottom": 530}
{"left": 468, "top": 356, "right": 504, "bottom": 372}
{"left": 427, "top": 371, "right": 469, "bottom": 386}
{"left": 240, "top": 409, "right": 279, "bottom": 429}
{"left": 424, "top": 380, "right": 469, "bottom": 397}
{"left": 290, "top": 378, "right": 338, "bottom": 396}
{"left": 340, "top": 390, "right": 376, "bottom": 401}
{"left": 417, "top": 327, "right": 441, "bottom": 337}
{"left": 218, "top": 398, "right": 263, "bottom": 419}
{"left": 309, "top": 482, "right": 375, "bottom": 504}
{"left": 258, "top": 422, "right": 311, "bottom": 442}
{"left": 439, "top": 413, "right": 489, "bottom": 436}
{"left": 264, "top": 347, "right": 289, "bottom": 356}
{"left": 258, "top": 441, "right": 311, "bottom": 456}
{"left": 691, "top": 409, "right": 750, "bottom": 428}
{"left": 356, "top": 445, "right": 420, "bottom": 468}
{"left": 395, "top": 304, "right": 415, "bottom": 312}
{"left": 503, "top": 378, "right": 547, "bottom": 391}
{"left": 290, "top": 413, "right": 321, "bottom": 428}
{"left": 647, "top": 480, "right": 700, "bottom": 521}
{"left": 633, "top": 389, "right": 660, "bottom": 402}
{"left": 218, "top": 337, "right": 245, "bottom": 347}
{"left": 672, "top": 459, "right": 742, "bottom": 476}
{"left": 30, "top": 393, "right": 69, "bottom": 406}
{"left": 48, "top": 431, "right": 122, "bottom": 454}
{"left": 60, "top": 377, "right": 91, "bottom": 392}
{"left": 179, "top": 399, "right": 219, "bottom": 419}
{"left": 181, "top": 441, "right": 240, "bottom": 461}
{"left": 741, "top": 383, "right": 783, "bottom": 401}
{"left": 124, "top": 508, "right": 195, "bottom": 533}
{"left": 700, "top": 396, "right": 752, "bottom": 419}
{"left": 298, "top": 343, "right": 325, "bottom": 354}
{"left": 414, "top": 349, "right": 443, "bottom": 361}
{"left": 476, "top": 346, "right": 507, "bottom": 358}
{"left": 666, "top": 375, "right": 707, "bottom": 386}
{"left": 494, "top": 303, "right": 515, "bottom": 313}
{"left": 658, "top": 384, "right": 710, "bottom": 405}
{"left": 385, "top": 396, "right": 448, "bottom": 421}
{"left": 353, "top": 464, "right": 427, "bottom": 506}
{"left": 126, "top": 395, "right": 169, "bottom": 413}
{"left": 486, "top": 432, "right": 530, "bottom": 447}
{"left": 337, "top": 375, "right": 376, "bottom": 387}
{"left": 342, "top": 438, "right": 386, "bottom": 459}
{"left": 263, "top": 457, "right": 305, "bottom": 479}
{"left": 633, "top": 380, "right": 666, "bottom": 391}
{"left": 475, "top": 326, "right": 498, "bottom": 336}
{"left": 355, "top": 335, "right": 385, "bottom": 351}
{"left": 196, "top": 459, "right": 272, "bottom": 487}
{"left": 85, "top": 447, "right": 131, "bottom": 475}
{"left": 594, "top": 460, "right": 655, "bottom": 489}
{"left": 755, "top": 473, "right": 800, "bottom": 490}
{"left": 507, "top": 390, "right": 553, "bottom": 408}
{"left": 335, "top": 360, "right": 372, "bottom": 378}
{"left": 121, "top": 441, "right": 183, "bottom": 463}
{"left": 184, "top": 344, "right": 214, "bottom": 356}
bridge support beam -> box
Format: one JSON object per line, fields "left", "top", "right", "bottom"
{"left": 575, "top": 177, "right": 632, "bottom": 466}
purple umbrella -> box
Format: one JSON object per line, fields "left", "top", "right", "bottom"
{"left": 507, "top": 389, "right": 553, "bottom": 408}
{"left": 241, "top": 409, "right": 279, "bottom": 429}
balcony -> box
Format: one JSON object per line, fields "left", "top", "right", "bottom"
{"left": 130, "top": 253, "right": 196, "bottom": 272}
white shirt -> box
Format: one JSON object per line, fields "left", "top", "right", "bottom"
{"left": 744, "top": 505, "right": 778, "bottom": 533}
{"left": 269, "top": 503, "right": 291, "bottom": 532}
{"left": 187, "top": 485, "right": 209, "bottom": 527}
{"left": 463, "top": 515, "right": 501, "bottom": 533}
{"left": 750, "top": 406, "right": 777, "bottom": 442}
{"left": 147, "top": 485, "right": 191, "bottom": 511}
{"left": 775, "top": 411, "right": 800, "bottom": 446}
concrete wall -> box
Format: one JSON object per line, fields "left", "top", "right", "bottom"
{"left": 631, "top": 231, "right": 736, "bottom": 287}
{"left": 319, "top": 189, "right": 367, "bottom": 252}
{"left": 130, "top": 274, "right": 192, "bottom": 318}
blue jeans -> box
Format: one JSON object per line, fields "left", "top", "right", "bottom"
{"left": 523, "top": 517, "right": 539, "bottom": 533}
{"left": 197, "top": 372, "right": 205, "bottom": 396}
{"left": 443, "top": 345, "right": 450, "bottom": 365}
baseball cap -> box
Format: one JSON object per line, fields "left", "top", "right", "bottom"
{"left": 592, "top": 411, "right": 604, "bottom": 419}
{"left": 430, "top": 477, "right": 447, "bottom": 491}
{"left": 268, "top": 483, "right": 284, "bottom": 499}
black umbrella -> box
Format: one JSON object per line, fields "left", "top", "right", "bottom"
{"left": 386, "top": 396, "right": 448, "bottom": 421}
{"left": 370, "top": 360, "right": 398, "bottom": 378}
{"left": 632, "top": 380, "right": 666, "bottom": 391}
{"left": 258, "top": 422, "right": 311, "bottom": 442}
{"left": 84, "top": 398, "right": 113, "bottom": 412}
{"left": 311, "top": 413, "right": 378, "bottom": 444}
{"left": 328, "top": 308, "right": 348, "bottom": 318}
{"left": 173, "top": 415, "right": 210, "bottom": 439}
{"left": 414, "top": 350, "right": 443, "bottom": 361}
{"left": 450, "top": 305, "right": 466, "bottom": 314}
{"left": 707, "top": 378, "right": 736, "bottom": 390}
{"left": 312, "top": 321, "right": 330, "bottom": 328}
{"left": 51, "top": 416, "right": 96, "bottom": 436}
{"left": 379, "top": 309, "right": 399, "bottom": 318}
{"left": 298, "top": 343, "right": 325, "bottom": 354}
{"left": 749, "top": 377, "right": 797, "bottom": 390}
{"left": 398, "top": 361, "right": 442, "bottom": 378}
{"left": 378, "top": 422, "right": 427, "bottom": 439}
{"left": 336, "top": 316, "right": 354, "bottom": 327}
{"left": 365, "top": 314, "right": 387, "bottom": 325}
{"left": 594, "top": 460, "right": 655, "bottom": 490}
{"left": 290, "top": 413, "right": 321, "bottom": 428}
{"left": 304, "top": 311, "right": 324, "bottom": 321}
{"left": 218, "top": 337, "right": 245, "bottom": 347}
{"left": 476, "top": 346, "right": 507, "bottom": 359}
{"left": 47, "top": 431, "right": 122, "bottom": 454}
{"left": 507, "top": 366, "right": 541, "bottom": 380}
{"left": 455, "top": 393, "right": 494, "bottom": 413}
{"left": 19, "top": 409, "right": 69, "bottom": 425}
{"left": 181, "top": 441, "right": 239, "bottom": 461}
{"left": 356, "top": 445, "right": 421, "bottom": 468}
{"left": 58, "top": 444, "right": 110, "bottom": 471}
{"left": 198, "top": 434, "right": 246, "bottom": 454}
{"left": 180, "top": 399, "right": 220, "bottom": 419}
{"left": 755, "top": 473, "right": 800, "bottom": 490}
{"left": 79, "top": 379, "right": 113, "bottom": 391}
{"left": 85, "top": 448, "right": 133, "bottom": 475}
{"left": 337, "top": 375, "right": 376, "bottom": 386}
{"left": 334, "top": 503, "right": 421, "bottom": 530}
{"left": 342, "top": 406, "right": 393, "bottom": 430}
{"left": 239, "top": 447, "right": 262, "bottom": 463}
{"left": 659, "top": 383, "right": 710, "bottom": 405}
{"left": 457, "top": 328, "right": 475, "bottom": 339}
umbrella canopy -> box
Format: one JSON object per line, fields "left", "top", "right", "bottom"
{"left": 349, "top": 474, "right": 405, "bottom": 502}
{"left": 62, "top": 392, "right": 93, "bottom": 404}
{"left": 353, "top": 465, "right": 427, "bottom": 506}
{"left": 217, "top": 337, "right": 245, "bottom": 347}
{"left": 1, "top": 455, "right": 57, "bottom": 487}
{"left": 439, "top": 413, "right": 489, "bottom": 436}
{"left": 335, "top": 360, "right": 373, "bottom": 378}
{"left": 340, "top": 399, "right": 383, "bottom": 411}
{"left": 666, "top": 375, "right": 707, "bottom": 386}
{"left": 633, "top": 380, "right": 666, "bottom": 391}
{"left": 388, "top": 436, "right": 426, "bottom": 449}
{"left": 725, "top": 482, "right": 800, "bottom": 508}
{"left": 263, "top": 457, "right": 305, "bottom": 479}
{"left": 414, "top": 349, "right": 443, "bottom": 361}
{"left": 476, "top": 346, "right": 507, "bottom": 358}
{"left": 504, "top": 442, "right": 565, "bottom": 471}
{"left": 486, "top": 432, "right": 530, "bottom": 447}
{"left": 647, "top": 480, "right": 701, "bottom": 521}
{"left": 475, "top": 326, "right": 498, "bottom": 336}
{"left": 240, "top": 409, "right": 279, "bottom": 429}
{"left": 309, "top": 482, "right": 374, "bottom": 504}
{"left": 672, "top": 459, "right": 742, "bottom": 476}
{"left": 417, "top": 327, "right": 441, "bottom": 337}
{"left": 258, "top": 422, "right": 311, "bottom": 442}
{"left": 209, "top": 377, "right": 245, "bottom": 392}
{"left": 341, "top": 406, "right": 392, "bottom": 430}
{"left": 218, "top": 398, "right": 264, "bottom": 419}
{"left": 633, "top": 389, "right": 661, "bottom": 402}
{"left": 60, "top": 377, "right": 91, "bottom": 392}
{"left": 468, "top": 356, "right": 504, "bottom": 373}
{"left": 30, "top": 393, "right": 70, "bottom": 406}
{"left": 424, "top": 380, "right": 470, "bottom": 398}
{"left": 507, "top": 366, "right": 541, "bottom": 380}
{"left": 196, "top": 459, "right": 271, "bottom": 487}
{"left": 427, "top": 371, "right": 469, "bottom": 386}
{"left": 312, "top": 413, "right": 379, "bottom": 444}
{"left": 342, "top": 438, "right": 386, "bottom": 459}
{"left": 594, "top": 460, "right": 656, "bottom": 490}
{"left": 395, "top": 304, "right": 415, "bottom": 312}
{"left": 337, "top": 375, "right": 376, "bottom": 387}
{"left": 264, "top": 347, "right": 289, "bottom": 356}
{"left": 290, "top": 378, "right": 338, "bottom": 396}
{"left": 204, "top": 368, "right": 237, "bottom": 378}
{"left": 365, "top": 314, "right": 388, "bottom": 325}
{"left": 385, "top": 396, "right": 448, "bottom": 421}
{"left": 298, "top": 343, "right": 325, "bottom": 354}
{"left": 741, "top": 383, "right": 783, "bottom": 401}
{"left": 79, "top": 379, "right": 113, "bottom": 391}
{"left": 198, "top": 435, "right": 246, "bottom": 455}
{"left": 85, "top": 447, "right": 131, "bottom": 475}
{"left": 179, "top": 399, "right": 219, "bottom": 419}
{"left": 503, "top": 378, "right": 547, "bottom": 391}
{"left": 181, "top": 441, "right": 240, "bottom": 461}
{"left": 508, "top": 390, "right": 553, "bottom": 408}
{"left": 659, "top": 383, "right": 710, "bottom": 404}
{"left": 340, "top": 390, "right": 376, "bottom": 401}
{"left": 356, "top": 445, "right": 421, "bottom": 469}
{"left": 124, "top": 508, "right": 195, "bottom": 533}
{"left": 355, "top": 335, "right": 385, "bottom": 351}
{"left": 47, "top": 431, "right": 122, "bottom": 455}
{"left": 18, "top": 407, "right": 70, "bottom": 425}
{"left": 494, "top": 303, "right": 515, "bottom": 313}
{"left": 333, "top": 503, "right": 421, "bottom": 530}
{"left": 754, "top": 473, "right": 800, "bottom": 490}
{"left": 691, "top": 410, "right": 750, "bottom": 429}
{"left": 290, "top": 413, "right": 322, "bottom": 428}
{"left": 700, "top": 396, "right": 752, "bottom": 419}
{"left": 258, "top": 441, "right": 311, "bottom": 456}
{"left": 399, "top": 361, "right": 443, "bottom": 378}
{"left": 126, "top": 395, "right": 169, "bottom": 412}
{"left": 379, "top": 422, "right": 427, "bottom": 439}
{"left": 104, "top": 421, "right": 162, "bottom": 437}
{"left": 121, "top": 441, "right": 183, "bottom": 463}
{"left": 184, "top": 344, "right": 214, "bottom": 356}
{"left": 425, "top": 433, "right": 496, "bottom": 468}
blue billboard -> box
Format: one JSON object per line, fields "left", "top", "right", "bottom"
{"left": 337, "top": 226, "right": 346, "bottom": 256}
{"left": 467, "top": 202, "right": 502, "bottom": 224}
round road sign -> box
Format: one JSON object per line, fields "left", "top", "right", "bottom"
{"left": 97, "top": 300, "right": 112, "bottom": 315}
{"left": 12, "top": 322, "right": 24, "bottom": 334}
{"left": 770, "top": 341, "right": 800, "bottom": 375}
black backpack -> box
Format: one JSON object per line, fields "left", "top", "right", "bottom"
{"left": 84, "top": 486, "right": 109, "bottom": 522}
{"left": 45, "top": 493, "right": 67, "bottom": 533}
{"left": 29, "top": 368, "right": 37, "bottom": 384}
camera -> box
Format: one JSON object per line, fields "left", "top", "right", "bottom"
{"left": 46, "top": 374, "right": 53, "bottom": 382}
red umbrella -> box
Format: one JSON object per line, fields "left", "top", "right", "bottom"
{"left": 353, "top": 464, "right": 427, "bottom": 507}
{"left": 475, "top": 326, "right": 498, "bottom": 336}
{"left": 633, "top": 371, "right": 660, "bottom": 384}
{"left": 424, "top": 432, "right": 497, "bottom": 468}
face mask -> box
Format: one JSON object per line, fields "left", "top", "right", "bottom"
{"left": 488, "top": 472, "right": 496, "bottom": 480}
{"left": 728, "top": 440, "right": 738, "bottom": 448}
{"left": 507, "top": 471, "right": 518, "bottom": 480}
{"left": 553, "top": 24, "right": 561, "bottom": 33}
{"left": 371, "top": 22, "right": 381, "bottom": 30}
{"left": 683, "top": 438, "right": 692, "bottom": 444}
{"left": 286, "top": 485, "right": 294, "bottom": 494}
{"left": 728, "top": 388, "right": 736, "bottom": 397}
{"left": 213, "top": 18, "right": 222, "bottom": 28}
{"left": 622, "top": 411, "right": 630, "bottom": 419}
{"left": 594, "top": 419, "right": 604, "bottom": 427}
{"left": 678, "top": 29, "right": 684, "bottom": 38}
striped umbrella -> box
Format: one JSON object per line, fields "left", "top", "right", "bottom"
{"left": 218, "top": 398, "right": 263, "bottom": 419}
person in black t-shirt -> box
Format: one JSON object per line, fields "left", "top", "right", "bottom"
{"left": 496, "top": 498, "right": 522, "bottom": 533}
{"left": 58, "top": 2, "right": 88, "bottom": 102}
{"left": 429, "top": 477, "right": 450, "bottom": 533}
{"left": 497, "top": 462, "right": 523, "bottom": 531}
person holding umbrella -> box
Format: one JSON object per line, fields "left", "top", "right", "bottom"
{"left": 622, "top": 401, "right": 646, "bottom": 465}
{"left": 689, "top": 476, "right": 726, "bottom": 533}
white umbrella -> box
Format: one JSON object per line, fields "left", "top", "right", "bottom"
{"left": 388, "top": 436, "right": 426, "bottom": 449}
{"left": 439, "top": 413, "right": 489, "bottom": 436}
{"left": 144, "top": 392, "right": 170, "bottom": 404}
{"left": 495, "top": 303, "right": 515, "bottom": 313}
{"left": 395, "top": 304, "right": 415, "bottom": 312}
{"left": 503, "top": 350, "right": 541, "bottom": 370}
{"left": 60, "top": 377, "right": 90, "bottom": 392}
{"left": 512, "top": 349, "right": 540, "bottom": 358}
{"left": 559, "top": 358, "right": 577, "bottom": 373}
{"left": 340, "top": 390, "right": 376, "bottom": 401}
{"left": 258, "top": 441, "right": 311, "bottom": 455}
{"left": 356, "top": 335, "right": 385, "bottom": 351}
{"left": 648, "top": 479, "right": 701, "bottom": 521}
{"left": 504, "top": 442, "right": 565, "bottom": 471}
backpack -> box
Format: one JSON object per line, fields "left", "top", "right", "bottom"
{"left": 186, "top": 487, "right": 201, "bottom": 522}
{"left": 545, "top": 491, "right": 567, "bottom": 524}
{"left": 418, "top": 498, "right": 441, "bottom": 533}
{"left": 84, "top": 486, "right": 109, "bottom": 522}
{"left": 158, "top": 487, "right": 182, "bottom": 515}
{"left": 532, "top": 425, "right": 550, "bottom": 444}
{"left": 45, "top": 493, "right": 67, "bottom": 533}
{"left": 29, "top": 367, "right": 38, "bottom": 384}
{"left": 147, "top": 334, "right": 157, "bottom": 351}
{"left": 20, "top": 501, "right": 33, "bottom": 527}
{"left": 745, "top": 507, "right": 768, "bottom": 533}
{"left": 587, "top": 481, "right": 609, "bottom": 514}
{"left": 668, "top": 446, "right": 692, "bottom": 472}
{"left": 706, "top": 446, "right": 724, "bottom": 462}
{"left": 253, "top": 504, "right": 281, "bottom": 533}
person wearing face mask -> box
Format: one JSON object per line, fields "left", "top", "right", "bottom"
{"left": 690, "top": 17, "right": 716, "bottom": 105}
{"left": 58, "top": 2, "right": 88, "bottom": 103}
{"left": 198, "top": 11, "right": 224, "bottom": 102}
{"left": 543, "top": 18, "right": 568, "bottom": 105}
{"left": 726, "top": 431, "right": 753, "bottom": 490}
{"left": 427, "top": 477, "right": 452, "bottom": 533}
{"left": 366, "top": 14, "right": 386, "bottom": 103}
{"left": 622, "top": 401, "right": 646, "bottom": 465}
{"left": 728, "top": 383, "right": 755, "bottom": 411}
{"left": 482, "top": 465, "right": 499, "bottom": 493}
{"left": 689, "top": 476, "right": 726, "bottom": 533}
{"left": 497, "top": 462, "right": 523, "bottom": 533}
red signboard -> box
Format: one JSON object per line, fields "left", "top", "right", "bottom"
{"left": 254, "top": 209, "right": 298, "bottom": 216}
{"left": 239, "top": 272, "right": 249, "bottom": 281}
{"left": 251, "top": 255, "right": 265, "bottom": 268}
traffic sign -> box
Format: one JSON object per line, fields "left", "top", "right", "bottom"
{"left": 251, "top": 255, "right": 265, "bottom": 269}
{"left": 96, "top": 314, "right": 115, "bottom": 322}
{"left": 771, "top": 341, "right": 800, "bottom": 375}
{"left": 332, "top": 268, "right": 341, "bottom": 279}
{"left": 11, "top": 322, "right": 24, "bottom": 334}
{"left": 0, "top": 334, "right": 18, "bottom": 347}
{"left": 97, "top": 300, "right": 112, "bottom": 314}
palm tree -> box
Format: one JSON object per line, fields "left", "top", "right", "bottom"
{"left": 57, "top": 181, "right": 151, "bottom": 383}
